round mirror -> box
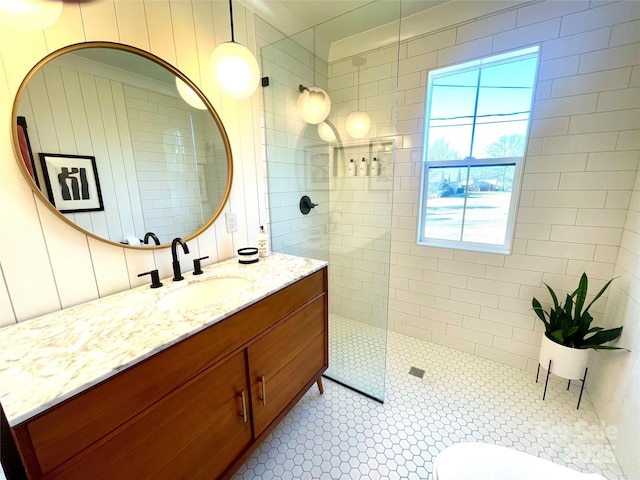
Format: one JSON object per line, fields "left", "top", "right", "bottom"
{"left": 12, "top": 41, "right": 232, "bottom": 249}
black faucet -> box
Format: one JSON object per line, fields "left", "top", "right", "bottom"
{"left": 143, "top": 232, "right": 160, "bottom": 245}
{"left": 171, "top": 237, "right": 190, "bottom": 281}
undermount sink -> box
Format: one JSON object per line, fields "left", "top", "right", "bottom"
{"left": 156, "top": 276, "right": 251, "bottom": 312}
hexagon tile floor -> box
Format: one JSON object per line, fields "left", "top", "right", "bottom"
{"left": 233, "top": 318, "right": 627, "bottom": 480}
{"left": 324, "top": 314, "right": 387, "bottom": 401}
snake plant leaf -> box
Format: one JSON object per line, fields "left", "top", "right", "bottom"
{"left": 545, "top": 283, "right": 560, "bottom": 311}
{"left": 583, "top": 277, "right": 615, "bottom": 315}
{"left": 573, "top": 273, "right": 588, "bottom": 320}
{"left": 564, "top": 293, "right": 573, "bottom": 318}
{"left": 582, "top": 345, "right": 629, "bottom": 351}
{"left": 532, "top": 298, "right": 549, "bottom": 326}
{"left": 550, "top": 329, "right": 564, "bottom": 343}
{"left": 576, "top": 311, "right": 593, "bottom": 340}
{"left": 566, "top": 326, "right": 579, "bottom": 337}
{"left": 583, "top": 326, "right": 623, "bottom": 346}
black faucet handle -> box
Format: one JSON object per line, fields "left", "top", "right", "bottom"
{"left": 193, "top": 256, "right": 209, "bottom": 275}
{"left": 138, "top": 269, "right": 163, "bottom": 289}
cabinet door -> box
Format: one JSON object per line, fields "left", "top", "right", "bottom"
{"left": 248, "top": 295, "right": 327, "bottom": 437}
{"left": 49, "top": 350, "right": 252, "bottom": 480}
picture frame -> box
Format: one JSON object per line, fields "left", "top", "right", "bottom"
{"left": 16, "top": 116, "right": 40, "bottom": 189}
{"left": 38, "top": 153, "right": 104, "bottom": 213}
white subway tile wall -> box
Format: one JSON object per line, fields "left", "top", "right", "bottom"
{"left": 588, "top": 164, "right": 640, "bottom": 480}
{"left": 261, "top": 30, "right": 396, "bottom": 329}
{"left": 259, "top": 35, "right": 330, "bottom": 261}
{"left": 125, "top": 86, "right": 227, "bottom": 244}
{"left": 328, "top": 2, "right": 640, "bottom": 476}
{"left": 327, "top": 14, "right": 640, "bottom": 475}
{"left": 326, "top": 1, "right": 638, "bottom": 379}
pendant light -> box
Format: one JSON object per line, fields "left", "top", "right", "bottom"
{"left": 297, "top": 85, "right": 331, "bottom": 124}
{"left": 0, "top": 0, "right": 62, "bottom": 31}
{"left": 175, "top": 77, "right": 207, "bottom": 110}
{"left": 345, "top": 57, "right": 370, "bottom": 139}
{"left": 210, "top": 0, "right": 260, "bottom": 100}
{"left": 297, "top": 27, "right": 331, "bottom": 125}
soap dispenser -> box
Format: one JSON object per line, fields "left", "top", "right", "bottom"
{"left": 347, "top": 158, "right": 356, "bottom": 177}
{"left": 358, "top": 157, "right": 368, "bottom": 176}
{"left": 370, "top": 157, "right": 380, "bottom": 176}
{"left": 257, "top": 225, "right": 270, "bottom": 258}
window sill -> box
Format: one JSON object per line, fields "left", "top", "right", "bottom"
{"left": 416, "top": 238, "right": 511, "bottom": 255}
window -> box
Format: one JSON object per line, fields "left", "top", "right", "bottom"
{"left": 417, "top": 46, "right": 539, "bottom": 254}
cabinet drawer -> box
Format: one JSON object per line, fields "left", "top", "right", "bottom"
{"left": 25, "top": 268, "right": 326, "bottom": 475}
{"left": 47, "top": 350, "right": 252, "bottom": 480}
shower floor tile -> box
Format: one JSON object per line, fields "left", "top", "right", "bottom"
{"left": 325, "top": 314, "right": 387, "bottom": 401}
{"left": 233, "top": 319, "right": 626, "bottom": 480}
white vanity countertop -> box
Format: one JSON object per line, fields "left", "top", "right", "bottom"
{"left": 0, "top": 253, "right": 327, "bottom": 426}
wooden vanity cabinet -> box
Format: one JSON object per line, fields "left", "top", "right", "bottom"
{"left": 50, "top": 351, "right": 252, "bottom": 480}
{"left": 248, "top": 296, "right": 326, "bottom": 437}
{"left": 7, "top": 267, "right": 328, "bottom": 480}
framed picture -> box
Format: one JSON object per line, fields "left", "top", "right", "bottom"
{"left": 38, "top": 153, "right": 104, "bottom": 213}
{"left": 16, "top": 116, "right": 40, "bottom": 189}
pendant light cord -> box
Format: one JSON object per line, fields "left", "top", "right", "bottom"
{"left": 357, "top": 65, "right": 360, "bottom": 111}
{"left": 228, "top": 0, "right": 235, "bottom": 42}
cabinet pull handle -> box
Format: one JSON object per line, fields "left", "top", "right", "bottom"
{"left": 239, "top": 390, "right": 248, "bottom": 423}
{"left": 259, "top": 375, "right": 267, "bottom": 406}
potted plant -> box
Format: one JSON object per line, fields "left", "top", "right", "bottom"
{"left": 532, "top": 273, "right": 626, "bottom": 381}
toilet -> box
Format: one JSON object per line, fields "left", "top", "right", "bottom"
{"left": 433, "top": 443, "right": 606, "bottom": 479}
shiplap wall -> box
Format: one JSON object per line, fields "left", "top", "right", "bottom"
{"left": 0, "top": 0, "right": 267, "bottom": 325}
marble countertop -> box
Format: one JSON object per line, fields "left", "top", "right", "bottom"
{"left": 0, "top": 253, "right": 327, "bottom": 426}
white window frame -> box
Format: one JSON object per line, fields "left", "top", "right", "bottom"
{"left": 417, "top": 46, "right": 540, "bottom": 254}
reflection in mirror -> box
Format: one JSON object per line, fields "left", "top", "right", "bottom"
{"left": 14, "top": 43, "right": 232, "bottom": 248}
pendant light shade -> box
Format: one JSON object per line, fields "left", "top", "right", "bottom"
{"left": 0, "top": 0, "right": 62, "bottom": 31}
{"left": 345, "top": 111, "right": 371, "bottom": 139}
{"left": 210, "top": 42, "right": 260, "bottom": 100}
{"left": 297, "top": 85, "right": 331, "bottom": 124}
{"left": 210, "top": 0, "right": 260, "bottom": 100}
{"left": 175, "top": 77, "right": 207, "bottom": 110}
{"left": 317, "top": 122, "right": 336, "bottom": 143}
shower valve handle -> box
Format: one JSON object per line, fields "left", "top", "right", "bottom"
{"left": 300, "top": 195, "right": 318, "bottom": 215}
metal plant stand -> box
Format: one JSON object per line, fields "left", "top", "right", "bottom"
{"left": 536, "top": 360, "right": 588, "bottom": 410}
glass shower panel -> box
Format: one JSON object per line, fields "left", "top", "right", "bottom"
{"left": 260, "top": 32, "right": 330, "bottom": 261}
{"left": 261, "top": 1, "right": 401, "bottom": 402}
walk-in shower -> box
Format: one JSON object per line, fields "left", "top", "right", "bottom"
{"left": 259, "top": 1, "right": 403, "bottom": 401}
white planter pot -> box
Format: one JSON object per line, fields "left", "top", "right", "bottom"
{"left": 538, "top": 334, "right": 589, "bottom": 380}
